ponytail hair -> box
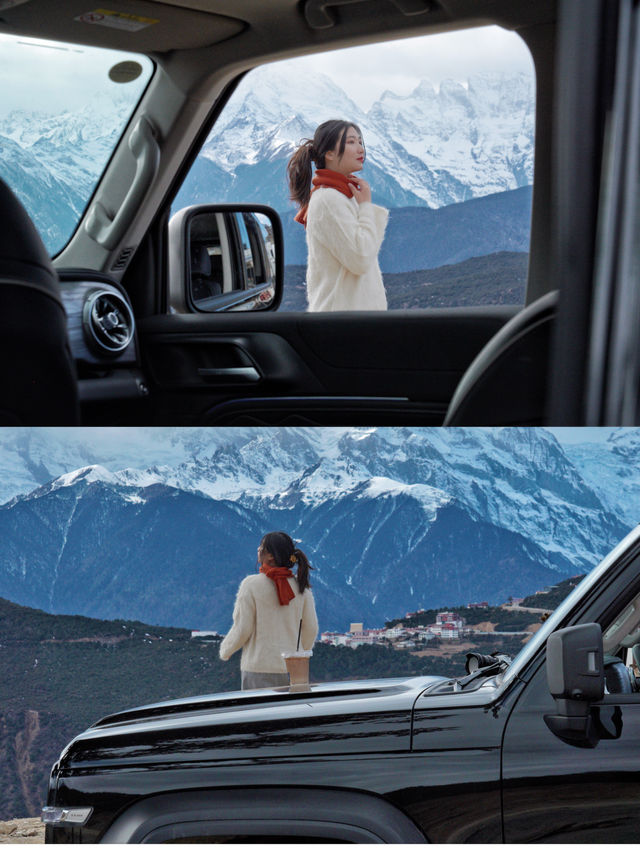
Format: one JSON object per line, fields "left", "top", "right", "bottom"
{"left": 287, "top": 139, "right": 315, "bottom": 209}
{"left": 291, "top": 546, "right": 313, "bottom": 594}
{"left": 287, "top": 119, "right": 365, "bottom": 211}
{"left": 259, "top": 530, "right": 315, "bottom": 593}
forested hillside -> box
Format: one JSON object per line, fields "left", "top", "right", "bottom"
{"left": 0, "top": 597, "right": 470, "bottom": 820}
{"left": 282, "top": 251, "right": 528, "bottom": 311}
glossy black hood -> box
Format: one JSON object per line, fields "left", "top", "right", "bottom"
{"left": 58, "top": 676, "right": 447, "bottom": 770}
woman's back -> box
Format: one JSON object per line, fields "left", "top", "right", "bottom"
{"left": 220, "top": 572, "right": 318, "bottom": 675}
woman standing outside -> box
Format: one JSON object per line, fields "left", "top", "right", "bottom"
{"left": 219, "top": 531, "right": 318, "bottom": 690}
{"left": 287, "top": 119, "right": 388, "bottom": 311}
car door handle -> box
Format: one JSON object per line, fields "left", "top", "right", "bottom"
{"left": 197, "top": 366, "right": 260, "bottom": 382}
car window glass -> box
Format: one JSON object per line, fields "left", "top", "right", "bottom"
{"left": 236, "top": 215, "right": 257, "bottom": 289}
{"left": 173, "top": 25, "right": 535, "bottom": 312}
{"left": 0, "top": 34, "right": 153, "bottom": 256}
{"left": 603, "top": 594, "right": 640, "bottom": 652}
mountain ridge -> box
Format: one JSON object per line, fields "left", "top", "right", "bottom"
{"left": 0, "top": 428, "right": 634, "bottom": 632}
{"left": 2, "top": 67, "right": 534, "bottom": 258}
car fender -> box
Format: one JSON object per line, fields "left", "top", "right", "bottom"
{"left": 98, "top": 786, "right": 428, "bottom": 843}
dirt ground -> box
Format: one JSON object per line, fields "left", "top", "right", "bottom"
{"left": 0, "top": 819, "right": 44, "bottom": 844}
{"left": 411, "top": 640, "right": 476, "bottom": 658}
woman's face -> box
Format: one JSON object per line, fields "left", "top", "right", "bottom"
{"left": 325, "top": 126, "right": 365, "bottom": 176}
{"left": 258, "top": 543, "right": 275, "bottom": 565}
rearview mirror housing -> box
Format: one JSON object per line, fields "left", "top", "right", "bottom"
{"left": 544, "top": 622, "right": 605, "bottom": 747}
{"left": 547, "top": 622, "right": 605, "bottom": 706}
{"left": 168, "top": 204, "right": 283, "bottom": 313}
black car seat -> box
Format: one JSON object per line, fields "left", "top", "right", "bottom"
{"left": 632, "top": 644, "right": 640, "bottom": 689}
{"left": 191, "top": 243, "right": 222, "bottom": 301}
{"left": 604, "top": 659, "right": 633, "bottom": 694}
{"left": 0, "top": 178, "right": 79, "bottom": 424}
{"left": 443, "top": 290, "right": 558, "bottom": 426}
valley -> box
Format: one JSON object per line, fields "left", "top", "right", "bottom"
{"left": 282, "top": 251, "right": 529, "bottom": 311}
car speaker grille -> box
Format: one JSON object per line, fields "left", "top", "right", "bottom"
{"left": 111, "top": 247, "right": 134, "bottom": 271}
{"left": 82, "top": 289, "right": 135, "bottom": 356}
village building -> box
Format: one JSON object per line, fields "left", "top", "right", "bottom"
{"left": 429, "top": 612, "right": 468, "bottom": 640}
{"left": 322, "top": 621, "right": 435, "bottom": 649}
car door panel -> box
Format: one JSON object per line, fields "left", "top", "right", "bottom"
{"left": 501, "top": 660, "right": 640, "bottom": 843}
{"left": 138, "top": 307, "right": 515, "bottom": 425}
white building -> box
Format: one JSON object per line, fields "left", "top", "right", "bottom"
{"left": 429, "top": 612, "right": 467, "bottom": 640}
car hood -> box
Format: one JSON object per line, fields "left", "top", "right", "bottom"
{"left": 58, "top": 675, "right": 447, "bottom": 770}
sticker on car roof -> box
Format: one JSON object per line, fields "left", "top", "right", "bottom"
{"left": 108, "top": 60, "right": 144, "bottom": 83}
{"left": 75, "top": 9, "right": 159, "bottom": 31}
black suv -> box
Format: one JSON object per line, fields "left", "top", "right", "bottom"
{"left": 43, "top": 525, "right": 640, "bottom": 844}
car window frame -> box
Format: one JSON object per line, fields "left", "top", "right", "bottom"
{"left": 165, "top": 30, "right": 537, "bottom": 317}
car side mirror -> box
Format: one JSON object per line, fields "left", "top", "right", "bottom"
{"left": 168, "top": 204, "right": 283, "bottom": 312}
{"left": 544, "top": 623, "right": 605, "bottom": 748}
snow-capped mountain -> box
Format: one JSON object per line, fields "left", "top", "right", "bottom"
{"left": 0, "top": 99, "right": 133, "bottom": 250}
{"left": 0, "top": 428, "right": 635, "bottom": 630}
{"left": 194, "top": 64, "right": 535, "bottom": 211}
{"left": 2, "top": 63, "right": 534, "bottom": 257}
{"left": 562, "top": 430, "right": 640, "bottom": 529}
{"left": 367, "top": 71, "right": 534, "bottom": 205}
{"left": 0, "top": 427, "right": 261, "bottom": 505}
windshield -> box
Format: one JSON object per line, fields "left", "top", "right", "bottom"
{"left": 0, "top": 34, "right": 153, "bottom": 256}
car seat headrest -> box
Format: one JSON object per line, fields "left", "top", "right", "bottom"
{"left": 191, "top": 244, "right": 211, "bottom": 278}
{"left": 444, "top": 290, "right": 559, "bottom": 426}
{"left": 0, "top": 178, "right": 62, "bottom": 305}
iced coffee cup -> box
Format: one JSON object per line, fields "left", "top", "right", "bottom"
{"left": 282, "top": 649, "right": 312, "bottom": 686}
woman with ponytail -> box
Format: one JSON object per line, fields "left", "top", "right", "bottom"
{"left": 219, "top": 531, "right": 318, "bottom": 689}
{"left": 287, "top": 119, "right": 388, "bottom": 311}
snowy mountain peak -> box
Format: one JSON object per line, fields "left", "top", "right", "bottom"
{"left": 362, "top": 477, "right": 452, "bottom": 514}
{"left": 53, "top": 464, "right": 118, "bottom": 489}
{"left": 195, "top": 66, "right": 534, "bottom": 210}
{"left": 5, "top": 60, "right": 537, "bottom": 254}
{"left": 0, "top": 426, "right": 637, "bottom": 631}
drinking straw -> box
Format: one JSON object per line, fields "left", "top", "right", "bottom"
{"left": 296, "top": 619, "right": 302, "bottom": 651}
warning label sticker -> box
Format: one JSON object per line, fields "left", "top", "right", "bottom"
{"left": 75, "top": 9, "right": 159, "bottom": 31}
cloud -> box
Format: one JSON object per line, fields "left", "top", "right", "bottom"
{"left": 291, "top": 25, "right": 535, "bottom": 110}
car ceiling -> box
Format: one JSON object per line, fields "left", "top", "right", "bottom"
{"left": 2, "top": 1, "right": 556, "bottom": 62}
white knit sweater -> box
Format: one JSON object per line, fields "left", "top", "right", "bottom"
{"left": 219, "top": 573, "right": 318, "bottom": 673}
{"left": 305, "top": 187, "right": 389, "bottom": 311}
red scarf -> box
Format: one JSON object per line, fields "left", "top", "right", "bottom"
{"left": 260, "top": 564, "right": 296, "bottom": 605}
{"left": 294, "top": 168, "right": 357, "bottom": 228}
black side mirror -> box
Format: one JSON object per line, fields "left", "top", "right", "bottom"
{"left": 168, "top": 204, "right": 283, "bottom": 313}
{"left": 544, "top": 623, "right": 605, "bottom": 748}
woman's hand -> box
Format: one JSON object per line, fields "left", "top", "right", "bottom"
{"left": 349, "top": 176, "right": 372, "bottom": 204}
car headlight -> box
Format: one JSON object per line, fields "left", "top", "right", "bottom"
{"left": 41, "top": 806, "right": 93, "bottom": 826}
